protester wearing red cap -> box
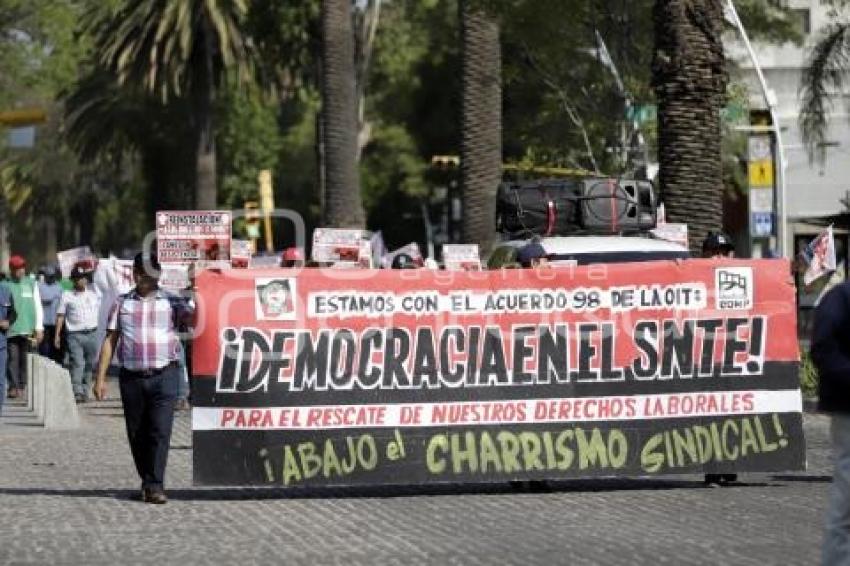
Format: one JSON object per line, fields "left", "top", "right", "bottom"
{"left": 3, "top": 255, "right": 43, "bottom": 399}
{"left": 281, "top": 247, "right": 305, "bottom": 268}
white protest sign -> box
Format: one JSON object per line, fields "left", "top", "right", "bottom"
{"left": 249, "top": 255, "right": 281, "bottom": 269}
{"left": 156, "top": 210, "right": 232, "bottom": 264}
{"left": 442, "top": 244, "right": 482, "bottom": 271}
{"left": 159, "top": 264, "right": 191, "bottom": 291}
{"left": 312, "top": 228, "right": 371, "bottom": 267}
{"left": 57, "top": 246, "right": 95, "bottom": 278}
{"left": 231, "top": 239, "right": 252, "bottom": 269}
{"left": 650, "top": 223, "right": 689, "bottom": 249}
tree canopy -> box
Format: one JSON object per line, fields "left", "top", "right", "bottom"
{"left": 0, "top": 0, "right": 803, "bottom": 266}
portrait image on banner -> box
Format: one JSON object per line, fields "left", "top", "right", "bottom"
{"left": 254, "top": 277, "right": 297, "bottom": 320}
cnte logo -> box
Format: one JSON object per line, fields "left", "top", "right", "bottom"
{"left": 715, "top": 267, "right": 753, "bottom": 310}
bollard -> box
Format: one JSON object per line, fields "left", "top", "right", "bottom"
{"left": 32, "top": 355, "right": 47, "bottom": 423}
{"left": 25, "top": 352, "right": 36, "bottom": 412}
{"left": 42, "top": 359, "right": 78, "bottom": 429}
{"left": 21, "top": 354, "right": 79, "bottom": 429}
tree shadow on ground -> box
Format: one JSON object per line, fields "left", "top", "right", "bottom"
{"left": 0, "top": 476, "right": 797, "bottom": 502}
{"left": 771, "top": 474, "right": 831, "bottom": 483}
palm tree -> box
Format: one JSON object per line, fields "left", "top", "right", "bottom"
{"left": 87, "top": 0, "right": 256, "bottom": 209}
{"left": 652, "top": 0, "right": 727, "bottom": 251}
{"left": 460, "top": 1, "right": 502, "bottom": 253}
{"left": 64, "top": 69, "right": 198, "bottom": 216}
{"left": 0, "top": 163, "right": 33, "bottom": 268}
{"left": 320, "top": 0, "right": 366, "bottom": 228}
{"left": 800, "top": 21, "right": 850, "bottom": 163}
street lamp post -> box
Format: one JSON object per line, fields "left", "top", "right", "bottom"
{"left": 725, "top": 0, "right": 788, "bottom": 258}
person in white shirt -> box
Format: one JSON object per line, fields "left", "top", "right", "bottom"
{"left": 55, "top": 264, "right": 102, "bottom": 403}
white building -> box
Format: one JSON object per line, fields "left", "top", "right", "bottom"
{"left": 728, "top": 1, "right": 850, "bottom": 252}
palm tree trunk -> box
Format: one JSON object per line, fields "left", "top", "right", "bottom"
{"left": 196, "top": 20, "right": 218, "bottom": 210}
{"left": 652, "top": 0, "right": 727, "bottom": 252}
{"left": 196, "top": 110, "right": 217, "bottom": 210}
{"left": 460, "top": 1, "right": 502, "bottom": 255}
{"left": 321, "top": 0, "right": 366, "bottom": 228}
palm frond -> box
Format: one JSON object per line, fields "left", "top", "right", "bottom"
{"left": 85, "top": 0, "right": 257, "bottom": 102}
{"left": 800, "top": 22, "right": 850, "bottom": 163}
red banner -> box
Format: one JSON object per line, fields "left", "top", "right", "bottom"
{"left": 191, "top": 259, "right": 803, "bottom": 486}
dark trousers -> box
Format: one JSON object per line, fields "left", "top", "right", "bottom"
{"left": 38, "top": 325, "right": 63, "bottom": 364}
{"left": 7, "top": 335, "right": 30, "bottom": 391}
{"left": 119, "top": 364, "right": 179, "bottom": 490}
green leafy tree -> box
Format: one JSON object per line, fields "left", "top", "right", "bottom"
{"left": 216, "top": 87, "right": 284, "bottom": 210}
{"left": 64, "top": 69, "right": 197, "bottom": 217}
{"left": 800, "top": 5, "right": 850, "bottom": 163}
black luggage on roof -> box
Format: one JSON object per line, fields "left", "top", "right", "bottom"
{"left": 496, "top": 179, "right": 582, "bottom": 238}
{"left": 496, "top": 177, "right": 656, "bottom": 237}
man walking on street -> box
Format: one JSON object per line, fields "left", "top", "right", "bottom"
{"left": 701, "top": 232, "right": 739, "bottom": 487}
{"left": 39, "top": 266, "right": 64, "bottom": 363}
{"left": 56, "top": 264, "right": 101, "bottom": 403}
{"left": 3, "top": 255, "right": 43, "bottom": 399}
{"left": 813, "top": 279, "right": 850, "bottom": 565}
{"left": 93, "top": 252, "right": 193, "bottom": 504}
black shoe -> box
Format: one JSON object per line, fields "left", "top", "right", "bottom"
{"left": 704, "top": 474, "right": 722, "bottom": 488}
{"left": 142, "top": 488, "right": 168, "bottom": 504}
{"left": 719, "top": 474, "right": 738, "bottom": 486}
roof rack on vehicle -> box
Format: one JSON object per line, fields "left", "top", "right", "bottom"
{"left": 496, "top": 176, "right": 657, "bottom": 238}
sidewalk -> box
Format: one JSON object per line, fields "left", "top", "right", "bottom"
{"left": 0, "top": 378, "right": 834, "bottom": 565}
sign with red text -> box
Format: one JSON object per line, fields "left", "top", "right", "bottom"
{"left": 231, "top": 239, "right": 252, "bottom": 269}
{"left": 191, "top": 260, "right": 804, "bottom": 487}
{"left": 157, "top": 210, "right": 231, "bottom": 264}
{"left": 442, "top": 244, "right": 481, "bottom": 271}
{"left": 159, "top": 264, "right": 190, "bottom": 291}
{"left": 57, "top": 246, "right": 96, "bottom": 278}
{"left": 311, "top": 228, "right": 371, "bottom": 267}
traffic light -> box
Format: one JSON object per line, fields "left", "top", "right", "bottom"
{"left": 431, "top": 155, "right": 460, "bottom": 170}
{"left": 244, "top": 201, "right": 261, "bottom": 239}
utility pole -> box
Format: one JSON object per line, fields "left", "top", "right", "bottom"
{"left": 725, "top": 1, "right": 788, "bottom": 258}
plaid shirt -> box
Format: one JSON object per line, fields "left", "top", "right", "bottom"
{"left": 107, "top": 288, "right": 193, "bottom": 371}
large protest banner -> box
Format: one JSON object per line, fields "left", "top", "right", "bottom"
{"left": 191, "top": 259, "right": 803, "bottom": 486}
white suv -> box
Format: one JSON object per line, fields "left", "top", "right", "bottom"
{"left": 488, "top": 235, "right": 690, "bottom": 268}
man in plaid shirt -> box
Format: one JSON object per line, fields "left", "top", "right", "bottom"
{"left": 94, "top": 252, "right": 193, "bottom": 504}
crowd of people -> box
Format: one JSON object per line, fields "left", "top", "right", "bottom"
{"left": 1, "top": 228, "right": 848, "bottom": 541}
{"left": 0, "top": 253, "right": 196, "bottom": 414}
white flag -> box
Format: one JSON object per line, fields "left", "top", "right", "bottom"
{"left": 801, "top": 225, "right": 836, "bottom": 286}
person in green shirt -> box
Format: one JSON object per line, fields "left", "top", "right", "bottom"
{"left": 3, "top": 255, "right": 43, "bottom": 398}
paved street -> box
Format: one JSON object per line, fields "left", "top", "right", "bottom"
{"left": 0, "top": 381, "right": 833, "bottom": 566}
